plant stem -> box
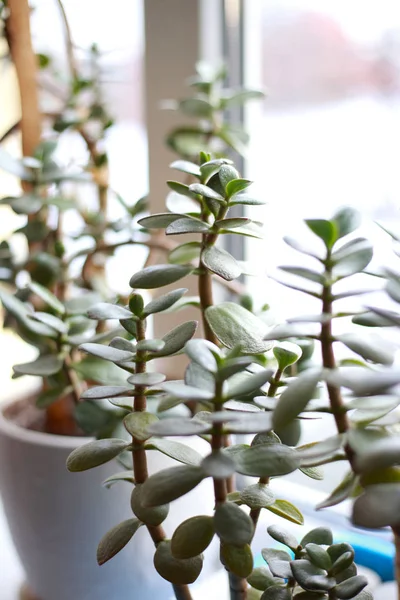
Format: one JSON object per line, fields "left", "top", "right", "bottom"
{"left": 211, "top": 422, "right": 228, "bottom": 503}
{"left": 319, "top": 258, "right": 354, "bottom": 458}
{"left": 229, "top": 574, "right": 248, "bottom": 600}
{"left": 249, "top": 368, "right": 282, "bottom": 530}
{"left": 198, "top": 268, "right": 219, "bottom": 345}
{"left": 211, "top": 384, "right": 248, "bottom": 600}
{"left": 132, "top": 318, "right": 193, "bottom": 599}
{"left": 5, "top": 0, "right": 41, "bottom": 160}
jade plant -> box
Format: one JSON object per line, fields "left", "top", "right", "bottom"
{"left": 65, "top": 156, "right": 385, "bottom": 599}
{"left": 165, "top": 62, "right": 264, "bottom": 161}
{"left": 0, "top": 0, "right": 260, "bottom": 435}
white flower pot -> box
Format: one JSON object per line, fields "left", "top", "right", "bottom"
{"left": 0, "top": 398, "right": 217, "bottom": 600}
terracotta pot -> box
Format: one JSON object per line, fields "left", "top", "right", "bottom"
{"left": 0, "top": 398, "right": 217, "bottom": 600}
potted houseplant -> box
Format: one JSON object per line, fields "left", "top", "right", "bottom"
{"left": 0, "top": 2, "right": 264, "bottom": 598}
{"left": 67, "top": 150, "right": 396, "bottom": 598}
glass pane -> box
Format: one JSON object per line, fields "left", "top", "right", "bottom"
{"left": 0, "top": 0, "right": 146, "bottom": 398}
{"left": 244, "top": 0, "right": 400, "bottom": 490}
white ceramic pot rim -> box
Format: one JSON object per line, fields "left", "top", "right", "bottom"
{"left": 0, "top": 396, "right": 92, "bottom": 449}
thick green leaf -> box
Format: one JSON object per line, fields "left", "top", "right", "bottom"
{"left": 147, "top": 417, "right": 211, "bottom": 436}
{"left": 241, "top": 484, "right": 275, "bottom": 510}
{"left": 102, "top": 471, "right": 135, "bottom": 488}
{"left": 217, "top": 357, "right": 254, "bottom": 381}
{"left": 72, "top": 357, "right": 128, "bottom": 385}
{"left": 229, "top": 194, "right": 265, "bottom": 206}
{"left": 201, "top": 450, "right": 236, "bottom": 479}
{"left": 128, "top": 372, "right": 166, "bottom": 386}
{"left": 225, "top": 369, "right": 274, "bottom": 399}
{"left": 143, "top": 288, "right": 187, "bottom": 316}
{"left": 206, "top": 303, "right": 272, "bottom": 354}
{"left": 353, "top": 483, "right": 400, "bottom": 527}
{"left": 171, "top": 516, "right": 215, "bottom": 559}
{"left": 144, "top": 438, "right": 202, "bottom": 466}
{"left": 180, "top": 97, "right": 213, "bottom": 117}
{"left": 316, "top": 471, "right": 357, "bottom": 510}
{"left": 273, "top": 342, "right": 302, "bottom": 370}
{"left": 202, "top": 245, "right": 241, "bottom": 281}
{"left": 109, "top": 337, "right": 136, "bottom": 352}
{"left": 154, "top": 540, "right": 203, "bottom": 584}
{"left": 265, "top": 500, "right": 304, "bottom": 525}
{"left": 326, "top": 368, "right": 400, "bottom": 396}
{"left": 290, "top": 560, "right": 336, "bottom": 592}
{"left": 234, "top": 444, "right": 300, "bottom": 477}
{"left": 354, "top": 437, "right": 400, "bottom": 473}
{"left": 169, "top": 242, "right": 201, "bottom": 265}
{"left": 136, "top": 339, "right": 165, "bottom": 352}
{"left": 260, "top": 585, "right": 291, "bottom": 600}
{"left": 0, "top": 148, "right": 34, "bottom": 180}
{"left": 273, "top": 369, "right": 321, "bottom": 430}
{"left": 333, "top": 207, "right": 361, "bottom": 239}
{"left": 218, "top": 164, "right": 240, "bottom": 188}
{"left": 336, "top": 333, "right": 393, "bottom": 365}
{"left": 13, "top": 355, "right": 63, "bottom": 377}
{"left": 124, "top": 412, "right": 159, "bottom": 441}
{"left": 279, "top": 266, "right": 324, "bottom": 285}
{"left": 333, "top": 246, "right": 373, "bottom": 279}
{"left": 166, "top": 217, "right": 211, "bottom": 235}
{"left": 335, "top": 576, "right": 368, "bottom": 599}
{"left": 215, "top": 217, "right": 251, "bottom": 230}
{"left": 138, "top": 213, "right": 183, "bottom": 229}
{"left": 29, "top": 312, "right": 67, "bottom": 334}
{"left": 3, "top": 194, "right": 42, "bottom": 215}
{"left": 300, "top": 528, "right": 333, "bottom": 547}
{"left": 267, "top": 525, "right": 298, "bottom": 551}
{"left": 79, "top": 343, "right": 134, "bottom": 363}
{"left": 130, "top": 484, "right": 169, "bottom": 526}
{"left": 283, "top": 236, "right": 321, "bottom": 259}
{"left": 167, "top": 180, "right": 201, "bottom": 200}
{"left": 65, "top": 292, "right": 102, "bottom": 315}
{"left": 296, "top": 436, "right": 344, "bottom": 467}
{"left": 87, "top": 303, "right": 132, "bottom": 320}
{"left": 185, "top": 339, "right": 218, "bottom": 373}
{"left": 225, "top": 413, "right": 273, "bottom": 434}
{"left": 129, "top": 265, "right": 192, "bottom": 289}
{"left": 221, "top": 543, "right": 253, "bottom": 578}
{"left": 161, "top": 381, "right": 214, "bottom": 401}
{"left": 247, "top": 566, "right": 277, "bottom": 592}
{"left": 305, "top": 219, "right": 337, "bottom": 249}
{"left": 330, "top": 552, "right": 355, "bottom": 576}
{"left": 170, "top": 160, "right": 201, "bottom": 177}
{"left": 28, "top": 282, "right": 65, "bottom": 314}
{"left": 305, "top": 544, "right": 332, "bottom": 570}
{"left": 141, "top": 465, "right": 206, "bottom": 506}
{"left": 151, "top": 321, "right": 198, "bottom": 357}
{"left": 0, "top": 288, "right": 31, "bottom": 320}
{"left": 67, "top": 439, "right": 130, "bottom": 472}
{"left": 262, "top": 548, "right": 291, "bottom": 564}
{"left": 189, "top": 183, "right": 224, "bottom": 202}
{"left": 214, "top": 502, "right": 254, "bottom": 545}
{"left": 97, "top": 519, "right": 141, "bottom": 565}
{"left": 226, "top": 179, "right": 252, "bottom": 197}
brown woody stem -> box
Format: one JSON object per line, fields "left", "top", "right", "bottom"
{"left": 5, "top": 0, "right": 41, "bottom": 160}
{"left": 249, "top": 368, "right": 282, "bottom": 530}
{"left": 132, "top": 319, "right": 193, "bottom": 598}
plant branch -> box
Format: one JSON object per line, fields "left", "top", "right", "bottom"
{"left": 132, "top": 318, "right": 193, "bottom": 598}
{"left": 249, "top": 368, "right": 282, "bottom": 530}
{"left": 5, "top": 0, "right": 42, "bottom": 160}
{"left": 55, "top": 0, "right": 78, "bottom": 80}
